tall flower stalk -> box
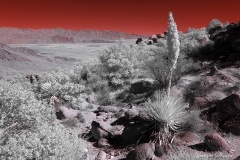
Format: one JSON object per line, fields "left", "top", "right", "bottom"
{"left": 167, "top": 12, "right": 180, "bottom": 97}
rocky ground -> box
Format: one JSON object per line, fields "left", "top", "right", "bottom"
{"left": 49, "top": 22, "right": 240, "bottom": 159}
{"left": 51, "top": 59, "right": 240, "bottom": 159}
{"left": 2, "top": 22, "right": 240, "bottom": 160}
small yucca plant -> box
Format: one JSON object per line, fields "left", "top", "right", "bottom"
{"left": 143, "top": 91, "right": 189, "bottom": 149}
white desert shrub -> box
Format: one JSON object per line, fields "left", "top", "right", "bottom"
{"left": 68, "top": 63, "right": 84, "bottom": 84}
{"left": 99, "top": 39, "right": 139, "bottom": 87}
{"left": 81, "top": 58, "right": 109, "bottom": 92}
{"left": 206, "top": 18, "right": 222, "bottom": 32}
{"left": 0, "top": 79, "right": 86, "bottom": 160}
{"left": 0, "top": 122, "right": 86, "bottom": 160}
{"left": 0, "top": 80, "right": 55, "bottom": 130}
{"left": 32, "top": 70, "right": 86, "bottom": 109}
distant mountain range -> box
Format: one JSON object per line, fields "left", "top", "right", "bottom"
{"left": 0, "top": 27, "right": 149, "bottom": 44}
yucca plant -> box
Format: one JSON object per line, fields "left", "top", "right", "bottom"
{"left": 143, "top": 90, "right": 189, "bottom": 150}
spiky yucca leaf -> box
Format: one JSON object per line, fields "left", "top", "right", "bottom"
{"left": 144, "top": 91, "right": 189, "bottom": 132}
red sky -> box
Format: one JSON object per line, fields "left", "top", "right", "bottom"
{"left": 0, "top": 0, "right": 239, "bottom": 35}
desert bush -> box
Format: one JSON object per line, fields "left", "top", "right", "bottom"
{"left": 156, "top": 38, "right": 167, "bottom": 48}
{"left": 206, "top": 19, "right": 222, "bottom": 32}
{"left": 0, "top": 78, "right": 86, "bottom": 160}
{"left": 31, "top": 70, "right": 86, "bottom": 109}
{"left": 98, "top": 39, "right": 140, "bottom": 87}
{"left": 143, "top": 48, "right": 169, "bottom": 89}
{"left": 96, "top": 87, "right": 116, "bottom": 106}
{"left": 68, "top": 63, "right": 84, "bottom": 84}
{"left": 180, "top": 109, "right": 215, "bottom": 133}
{"left": 0, "top": 80, "right": 53, "bottom": 131}
{"left": 142, "top": 47, "right": 201, "bottom": 90}
{"left": 183, "top": 78, "right": 213, "bottom": 104}
{"left": 143, "top": 90, "right": 189, "bottom": 149}
{"left": 81, "top": 58, "right": 108, "bottom": 93}
{"left": 179, "top": 27, "right": 210, "bottom": 59}
{"left": 0, "top": 122, "right": 86, "bottom": 160}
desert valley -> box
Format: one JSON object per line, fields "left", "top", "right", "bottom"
{"left": 0, "top": 18, "right": 240, "bottom": 160}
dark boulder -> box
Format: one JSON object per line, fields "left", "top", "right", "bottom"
{"left": 209, "top": 22, "right": 240, "bottom": 61}
{"left": 204, "top": 133, "right": 232, "bottom": 153}
{"left": 208, "top": 25, "right": 223, "bottom": 34}
{"left": 136, "top": 38, "right": 143, "bottom": 44}
{"left": 120, "top": 121, "right": 150, "bottom": 145}
{"left": 130, "top": 80, "right": 153, "bottom": 95}
{"left": 147, "top": 40, "right": 154, "bottom": 45}
{"left": 201, "top": 92, "right": 240, "bottom": 134}
{"left": 152, "top": 38, "right": 158, "bottom": 43}
{"left": 90, "top": 121, "right": 113, "bottom": 141}
{"left": 156, "top": 34, "right": 164, "bottom": 38}
{"left": 222, "top": 117, "right": 240, "bottom": 135}
{"left": 126, "top": 143, "right": 155, "bottom": 160}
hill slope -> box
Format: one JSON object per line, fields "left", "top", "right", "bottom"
{"left": 0, "top": 27, "right": 149, "bottom": 44}
{"left": 0, "top": 42, "right": 79, "bottom": 78}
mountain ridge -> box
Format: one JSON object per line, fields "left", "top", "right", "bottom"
{"left": 0, "top": 27, "right": 149, "bottom": 44}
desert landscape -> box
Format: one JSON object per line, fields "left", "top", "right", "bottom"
{"left": 0, "top": 0, "right": 240, "bottom": 159}
{"left": 1, "top": 16, "right": 240, "bottom": 160}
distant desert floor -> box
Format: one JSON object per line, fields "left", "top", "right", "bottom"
{"left": 0, "top": 39, "right": 136, "bottom": 78}
{"left": 9, "top": 39, "right": 136, "bottom": 61}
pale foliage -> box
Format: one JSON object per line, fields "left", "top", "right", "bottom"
{"left": 206, "top": 19, "right": 222, "bottom": 32}
{"left": 144, "top": 91, "right": 189, "bottom": 132}
{"left": 167, "top": 12, "right": 180, "bottom": 70}
{"left": 167, "top": 12, "right": 180, "bottom": 96}
{"left": 99, "top": 40, "right": 139, "bottom": 87}
{"left": 0, "top": 79, "right": 86, "bottom": 160}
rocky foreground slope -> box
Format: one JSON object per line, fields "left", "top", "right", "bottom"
{"left": 0, "top": 27, "right": 149, "bottom": 44}
{"left": 51, "top": 22, "right": 240, "bottom": 159}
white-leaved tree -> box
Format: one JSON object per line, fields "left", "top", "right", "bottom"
{"left": 167, "top": 12, "right": 180, "bottom": 97}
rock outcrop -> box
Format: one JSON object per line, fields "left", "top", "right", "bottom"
{"left": 201, "top": 92, "right": 240, "bottom": 135}
{"left": 207, "top": 21, "right": 240, "bottom": 62}
{"left": 204, "top": 133, "right": 232, "bottom": 153}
